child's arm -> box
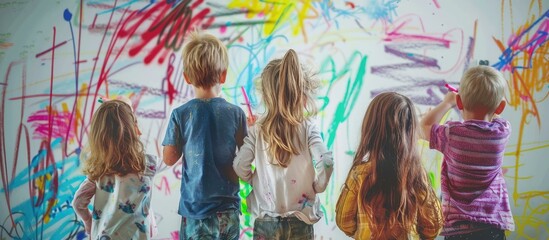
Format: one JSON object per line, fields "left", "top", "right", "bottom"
{"left": 335, "top": 167, "right": 361, "bottom": 237}
{"left": 233, "top": 127, "right": 256, "bottom": 182}
{"left": 420, "top": 92, "right": 457, "bottom": 141}
{"left": 308, "top": 122, "right": 334, "bottom": 193}
{"left": 72, "top": 178, "right": 96, "bottom": 235}
{"left": 162, "top": 116, "right": 182, "bottom": 166}
{"left": 163, "top": 146, "right": 182, "bottom": 166}
{"left": 235, "top": 111, "right": 249, "bottom": 150}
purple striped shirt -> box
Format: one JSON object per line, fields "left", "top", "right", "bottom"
{"left": 430, "top": 118, "right": 515, "bottom": 235}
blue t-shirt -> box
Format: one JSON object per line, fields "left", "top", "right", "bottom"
{"left": 162, "top": 97, "right": 247, "bottom": 219}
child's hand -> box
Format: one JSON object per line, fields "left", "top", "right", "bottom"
{"left": 443, "top": 92, "right": 457, "bottom": 107}
{"left": 247, "top": 115, "right": 258, "bottom": 126}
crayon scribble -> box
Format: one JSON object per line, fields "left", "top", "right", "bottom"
{"left": 0, "top": 0, "right": 548, "bottom": 239}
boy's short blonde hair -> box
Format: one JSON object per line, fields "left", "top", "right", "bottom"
{"left": 182, "top": 31, "right": 228, "bottom": 89}
{"left": 459, "top": 66, "right": 506, "bottom": 113}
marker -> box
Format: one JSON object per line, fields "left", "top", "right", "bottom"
{"left": 240, "top": 86, "right": 254, "bottom": 119}
{"left": 98, "top": 98, "right": 104, "bottom": 103}
{"left": 445, "top": 83, "right": 458, "bottom": 93}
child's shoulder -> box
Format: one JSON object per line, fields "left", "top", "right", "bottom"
{"left": 215, "top": 99, "right": 244, "bottom": 110}
{"left": 347, "top": 161, "right": 371, "bottom": 183}
{"left": 143, "top": 154, "right": 158, "bottom": 176}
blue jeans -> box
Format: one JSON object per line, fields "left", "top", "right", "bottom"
{"left": 445, "top": 228, "right": 506, "bottom": 240}
{"left": 253, "top": 216, "right": 314, "bottom": 240}
{"left": 179, "top": 210, "right": 239, "bottom": 240}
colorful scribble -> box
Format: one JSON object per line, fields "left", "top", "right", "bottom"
{"left": 0, "top": 0, "right": 548, "bottom": 239}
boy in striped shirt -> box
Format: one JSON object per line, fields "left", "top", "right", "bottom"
{"left": 420, "top": 66, "right": 515, "bottom": 240}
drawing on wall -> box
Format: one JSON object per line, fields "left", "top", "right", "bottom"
{"left": 1, "top": 0, "right": 548, "bottom": 239}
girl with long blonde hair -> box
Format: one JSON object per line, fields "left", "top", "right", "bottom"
{"left": 336, "top": 92, "right": 443, "bottom": 239}
{"left": 72, "top": 99, "right": 158, "bottom": 239}
{"left": 233, "top": 49, "right": 334, "bottom": 239}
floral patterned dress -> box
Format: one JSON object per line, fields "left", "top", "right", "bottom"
{"left": 72, "top": 154, "right": 158, "bottom": 240}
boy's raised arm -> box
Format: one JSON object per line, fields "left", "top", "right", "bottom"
{"left": 420, "top": 92, "right": 457, "bottom": 141}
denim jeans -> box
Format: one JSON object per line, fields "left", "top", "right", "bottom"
{"left": 179, "top": 210, "right": 239, "bottom": 240}
{"left": 445, "top": 228, "right": 506, "bottom": 240}
{"left": 253, "top": 216, "right": 314, "bottom": 240}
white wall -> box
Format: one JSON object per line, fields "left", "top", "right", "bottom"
{"left": 1, "top": 0, "right": 548, "bottom": 239}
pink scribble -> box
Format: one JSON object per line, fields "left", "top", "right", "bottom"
{"left": 173, "top": 161, "right": 183, "bottom": 180}
{"left": 28, "top": 108, "right": 76, "bottom": 140}
{"left": 239, "top": 227, "right": 253, "bottom": 239}
{"left": 170, "top": 230, "right": 179, "bottom": 239}
{"left": 155, "top": 175, "right": 171, "bottom": 195}
{"left": 432, "top": 0, "right": 440, "bottom": 8}
{"left": 220, "top": 24, "right": 227, "bottom": 34}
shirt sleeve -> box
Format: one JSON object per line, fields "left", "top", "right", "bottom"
{"left": 143, "top": 154, "right": 158, "bottom": 177}
{"left": 429, "top": 123, "right": 448, "bottom": 152}
{"left": 417, "top": 189, "right": 444, "bottom": 239}
{"left": 240, "top": 109, "right": 248, "bottom": 137}
{"left": 335, "top": 166, "right": 359, "bottom": 237}
{"left": 308, "top": 121, "right": 334, "bottom": 193}
{"left": 72, "top": 178, "right": 96, "bottom": 234}
{"left": 162, "top": 111, "right": 180, "bottom": 147}
{"left": 233, "top": 126, "right": 256, "bottom": 182}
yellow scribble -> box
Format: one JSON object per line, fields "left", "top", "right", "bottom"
{"left": 227, "top": 0, "right": 319, "bottom": 39}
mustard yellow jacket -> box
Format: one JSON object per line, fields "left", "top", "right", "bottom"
{"left": 335, "top": 162, "right": 443, "bottom": 239}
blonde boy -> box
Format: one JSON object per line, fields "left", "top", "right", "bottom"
{"left": 162, "top": 32, "right": 247, "bottom": 240}
{"left": 420, "top": 66, "right": 514, "bottom": 239}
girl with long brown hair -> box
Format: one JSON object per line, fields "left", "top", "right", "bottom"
{"left": 72, "top": 99, "right": 158, "bottom": 239}
{"left": 336, "top": 92, "right": 443, "bottom": 239}
{"left": 233, "top": 49, "right": 334, "bottom": 239}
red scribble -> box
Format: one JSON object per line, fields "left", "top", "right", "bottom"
{"left": 35, "top": 40, "right": 68, "bottom": 58}
{"left": 119, "top": 0, "right": 214, "bottom": 64}
{"left": 432, "top": 0, "right": 440, "bottom": 9}
{"left": 0, "top": 62, "right": 32, "bottom": 228}
{"left": 345, "top": 1, "right": 355, "bottom": 9}
{"left": 37, "top": 27, "right": 60, "bottom": 223}
{"left": 48, "top": 27, "right": 56, "bottom": 145}
{"left": 164, "top": 53, "right": 177, "bottom": 104}
{"left": 82, "top": 0, "right": 122, "bottom": 131}
{"left": 170, "top": 230, "right": 179, "bottom": 240}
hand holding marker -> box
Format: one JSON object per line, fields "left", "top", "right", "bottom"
{"left": 240, "top": 86, "right": 257, "bottom": 125}
{"left": 444, "top": 60, "right": 489, "bottom": 93}
{"left": 445, "top": 83, "right": 458, "bottom": 93}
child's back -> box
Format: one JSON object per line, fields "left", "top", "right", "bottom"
{"left": 91, "top": 154, "right": 157, "bottom": 237}
{"left": 336, "top": 92, "right": 443, "bottom": 239}
{"left": 233, "top": 49, "right": 334, "bottom": 240}
{"left": 421, "top": 66, "right": 514, "bottom": 239}
{"left": 161, "top": 31, "right": 247, "bottom": 240}
{"left": 72, "top": 99, "right": 158, "bottom": 239}
{"left": 236, "top": 120, "right": 331, "bottom": 223}
{"left": 166, "top": 97, "right": 245, "bottom": 216}
{"left": 432, "top": 117, "right": 513, "bottom": 235}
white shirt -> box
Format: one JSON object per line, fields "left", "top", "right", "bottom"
{"left": 72, "top": 154, "right": 158, "bottom": 239}
{"left": 233, "top": 120, "right": 334, "bottom": 224}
